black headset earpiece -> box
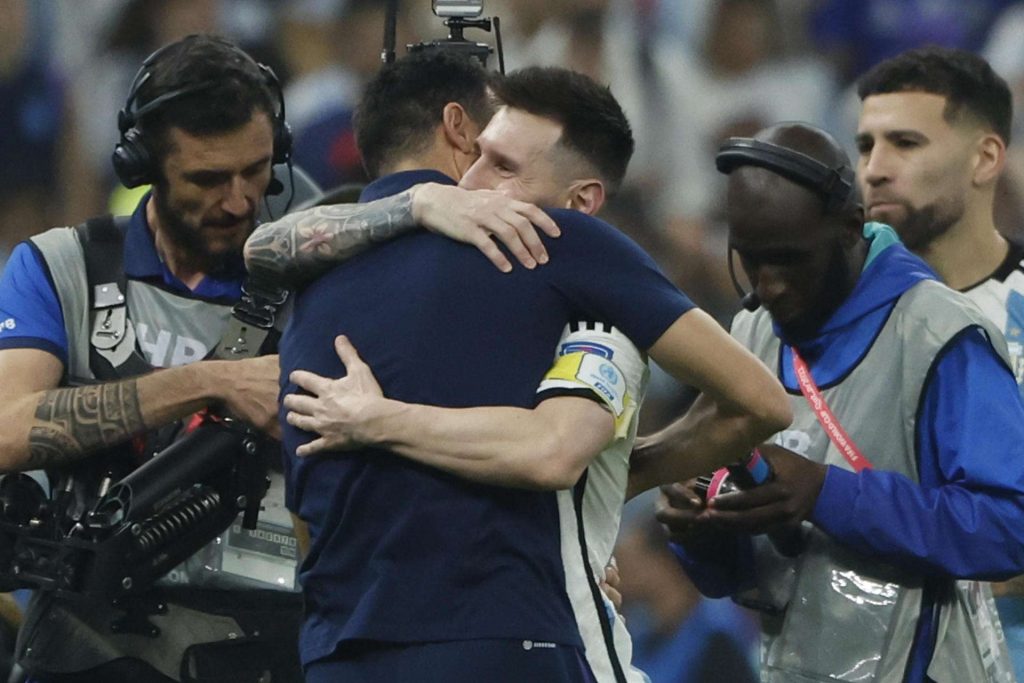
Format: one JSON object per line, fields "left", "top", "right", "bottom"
{"left": 257, "top": 62, "right": 292, "bottom": 167}
{"left": 112, "top": 44, "right": 174, "bottom": 188}
{"left": 112, "top": 41, "right": 292, "bottom": 189}
{"left": 715, "top": 137, "right": 855, "bottom": 213}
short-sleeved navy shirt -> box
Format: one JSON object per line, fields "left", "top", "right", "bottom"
{"left": 279, "top": 170, "right": 693, "bottom": 666}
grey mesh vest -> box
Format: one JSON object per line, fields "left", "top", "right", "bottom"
{"left": 19, "top": 226, "right": 300, "bottom": 680}
{"left": 731, "top": 279, "right": 1016, "bottom": 683}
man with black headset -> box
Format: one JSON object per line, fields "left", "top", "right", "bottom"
{"left": 655, "top": 122, "right": 1024, "bottom": 682}
{"left": 0, "top": 33, "right": 310, "bottom": 683}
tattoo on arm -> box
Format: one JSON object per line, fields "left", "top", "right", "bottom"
{"left": 28, "top": 381, "right": 146, "bottom": 469}
{"left": 245, "top": 190, "right": 417, "bottom": 287}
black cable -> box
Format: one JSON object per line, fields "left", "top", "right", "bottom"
{"left": 383, "top": 0, "right": 398, "bottom": 64}
{"left": 284, "top": 162, "right": 296, "bottom": 214}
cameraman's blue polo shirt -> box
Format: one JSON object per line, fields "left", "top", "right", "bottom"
{"left": 279, "top": 170, "right": 693, "bottom": 666}
{"left": 0, "top": 195, "right": 245, "bottom": 364}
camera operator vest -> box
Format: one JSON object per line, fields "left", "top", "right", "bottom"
{"left": 16, "top": 217, "right": 303, "bottom": 682}
{"left": 731, "top": 279, "right": 1014, "bottom": 683}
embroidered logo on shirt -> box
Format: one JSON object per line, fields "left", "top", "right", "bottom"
{"left": 1, "top": 318, "right": 14, "bottom": 331}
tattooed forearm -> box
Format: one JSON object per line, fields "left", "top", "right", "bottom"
{"left": 244, "top": 189, "right": 417, "bottom": 288}
{"left": 28, "top": 381, "right": 146, "bottom": 468}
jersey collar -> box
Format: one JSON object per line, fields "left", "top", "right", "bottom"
{"left": 123, "top": 192, "right": 245, "bottom": 300}
{"left": 359, "top": 170, "right": 456, "bottom": 202}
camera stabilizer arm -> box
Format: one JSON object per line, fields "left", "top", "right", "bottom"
{"left": 0, "top": 417, "right": 268, "bottom": 600}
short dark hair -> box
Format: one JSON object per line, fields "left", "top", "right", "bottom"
{"left": 493, "top": 67, "right": 634, "bottom": 194}
{"left": 354, "top": 51, "right": 495, "bottom": 178}
{"left": 135, "top": 34, "right": 279, "bottom": 163}
{"left": 857, "top": 46, "right": 1012, "bottom": 145}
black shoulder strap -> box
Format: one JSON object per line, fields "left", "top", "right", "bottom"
{"left": 76, "top": 214, "right": 126, "bottom": 293}
{"left": 214, "top": 278, "right": 289, "bottom": 359}
{"left": 75, "top": 216, "right": 153, "bottom": 380}
{"left": 75, "top": 217, "right": 289, "bottom": 377}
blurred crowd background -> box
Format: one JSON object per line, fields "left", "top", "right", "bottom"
{"left": 5, "top": 1, "right": 1024, "bottom": 680}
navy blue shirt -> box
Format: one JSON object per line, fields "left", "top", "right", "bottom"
{"left": 279, "top": 170, "right": 693, "bottom": 666}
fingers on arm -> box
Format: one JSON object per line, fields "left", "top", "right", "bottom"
{"left": 461, "top": 208, "right": 537, "bottom": 272}
{"left": 487, "top": 202, "right": 560, "bottom": 269}
{"left": 519, "top": 204, "right": 560, "bottom": 239}
{"left": 418, "top": 188, "right": 559, "bottom": 272}
{"left": 468, "top": 229, "right": 515, "bottom": 273}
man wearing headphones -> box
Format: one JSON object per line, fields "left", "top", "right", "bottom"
{"left": 656, "top": 123, "right": 1024, "bottom": 682}
{"left": 0, "top": 34, "right": 306, "bottom": 683}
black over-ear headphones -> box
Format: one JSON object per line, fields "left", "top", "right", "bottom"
{"left": 112, "top": 39, "right": 293, "bottom": 189}
{"left": 715, "top": 137, "right": 856, "bottom": 311}
{"left": 715, "top": 137, "right": 854, "bottom": 213}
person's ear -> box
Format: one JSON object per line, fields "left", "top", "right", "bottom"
{"left": 565, "top": 180, "right": 606, "bottom": 216}
{"left": 972, "top": 132, "right": 1006, "bottom": 187}
{"left": 442, "top": 102, "right": 476, "bottom": 155}
{"left": 840, "top": 204, "right": 865, "bottom": 248}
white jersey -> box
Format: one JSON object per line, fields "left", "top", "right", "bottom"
{"left": 537, "top": 322, "right": 651, "bottom": 683}
{"left": 962, "top": 244, "right": 1024, "bottom": 390}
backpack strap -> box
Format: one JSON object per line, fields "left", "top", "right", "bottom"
{"left": 75, "top": 217, "right": 288, "bottom": 375}
{"left": 75, "top": 216, "right": 153, "bottom": 380}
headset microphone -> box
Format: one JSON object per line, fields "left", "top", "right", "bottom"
{"left": 745, "top": 290, "right": 761, "bottom": 313}
{"left": 265, "top": 176, "right": 284, "bottom": 196}
{"left": 741, "top": 291, "right": 761, "bottom": 312}
{"left": 728, "top": 246, "right": 761, "bottom": 312}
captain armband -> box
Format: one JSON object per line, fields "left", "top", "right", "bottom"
{"left": 541, "top": 352, "right": 635, "bottom": 439}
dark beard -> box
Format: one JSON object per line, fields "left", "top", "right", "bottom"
{"left": 891, "top": 198, "right": 963, "bottom": 252}
{"left": 152, "top": 188, "right": 241, "bottom": 275}
{"left": 778, "top": 239, "right": 856, "bottom": 344}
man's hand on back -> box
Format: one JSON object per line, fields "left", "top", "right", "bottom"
{"left": 410, "top": 183, "right": 561, "bottom": 273}
{"left": 283, "top": 335, "right": 389, "bottom": 455}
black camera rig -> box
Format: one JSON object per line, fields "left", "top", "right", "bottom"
{"left": 0, "top": 417, "right": 269, "bottom": 601}
{"left": 384, "top": 0, "right": 505, "bottom": 71}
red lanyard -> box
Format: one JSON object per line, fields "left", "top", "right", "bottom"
{"left": 791, "top": 347, "right": 875, "bottom": 472}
